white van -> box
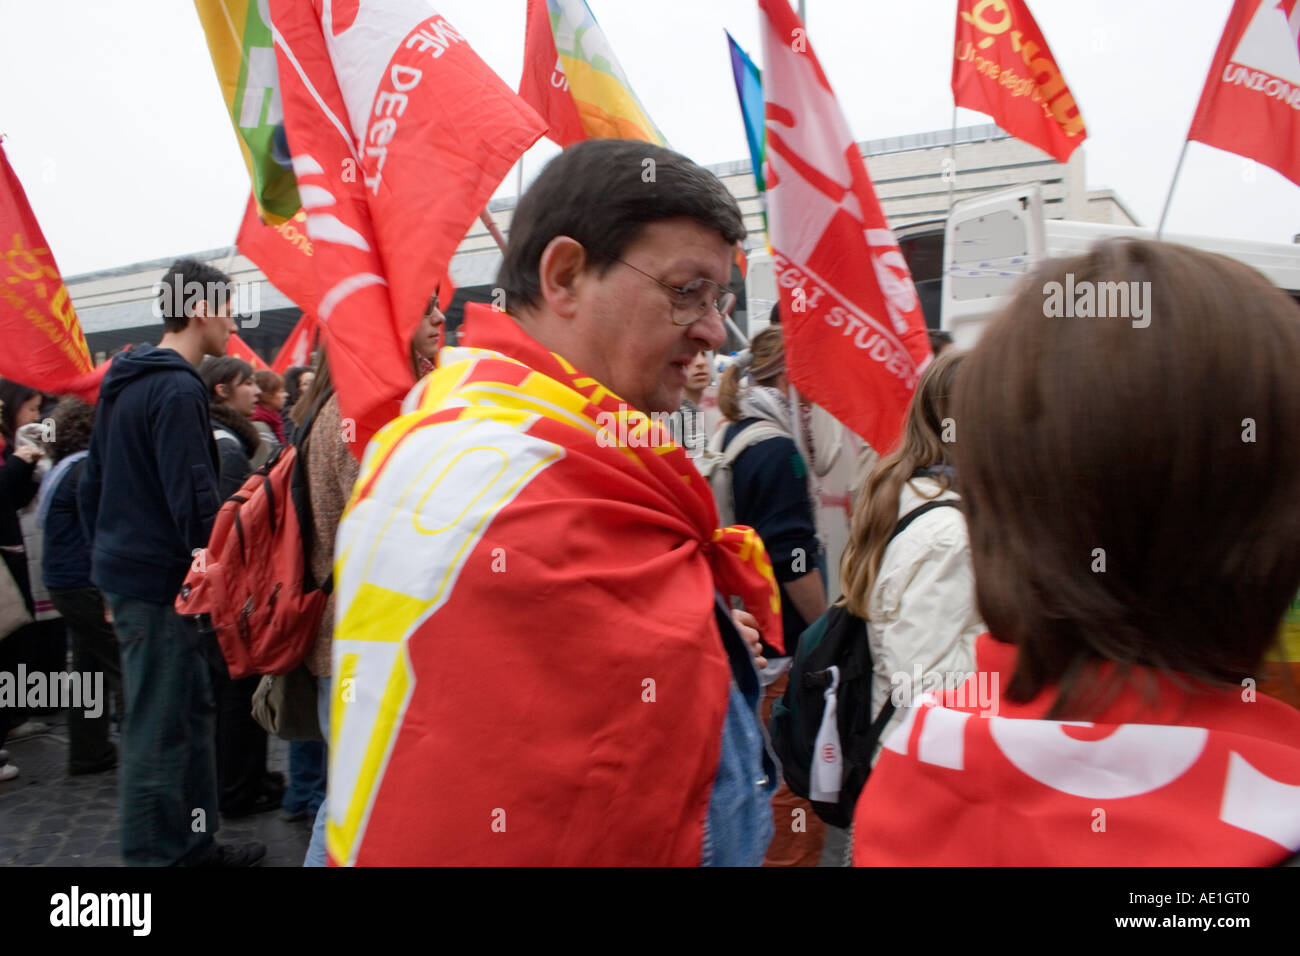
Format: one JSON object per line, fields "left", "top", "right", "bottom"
{"left": 931, "top": 183, "right": 1300, "bottom": 348}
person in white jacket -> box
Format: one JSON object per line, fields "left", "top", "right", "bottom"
{"left": 838, "top": 348, "right": 984, "bottom": 764}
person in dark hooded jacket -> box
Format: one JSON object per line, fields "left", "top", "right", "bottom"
{"left": 80, "top": 257, "right": 264, "bottom": 867}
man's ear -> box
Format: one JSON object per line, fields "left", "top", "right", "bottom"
{"left": 536, "top": 237, "right": 588, "bottom": 320}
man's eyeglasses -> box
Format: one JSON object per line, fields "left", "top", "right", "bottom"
{"left": 611, "top": 258, "right": 737, "bottom": 326}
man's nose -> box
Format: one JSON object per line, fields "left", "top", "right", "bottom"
{"left": 690, "top": 309, "right": 726, "bottom": 353}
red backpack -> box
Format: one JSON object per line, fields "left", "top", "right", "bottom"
{"left": 176, "top": 400, "right": 332, "bottom": 679}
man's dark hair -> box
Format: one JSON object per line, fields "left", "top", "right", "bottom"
{"left": 498, "top": 140, "right": 746, "bottom": 312}
{"left": 157, "top": 258, "right": 235, "bottom": 333}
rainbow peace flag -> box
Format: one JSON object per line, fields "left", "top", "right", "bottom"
{"left": 532, "top": 0, "right": 666, "bottom": 145}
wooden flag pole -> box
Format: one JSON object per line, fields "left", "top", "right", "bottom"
{"left": 1156, "top": 140, "right": 1190, "bottom": 239}
{"left": 479, "top": 209, "right": 508, "bottom": 254}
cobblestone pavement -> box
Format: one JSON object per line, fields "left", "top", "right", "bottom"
{"left": 0, "top": 712, "right": 312, "bottom": 866}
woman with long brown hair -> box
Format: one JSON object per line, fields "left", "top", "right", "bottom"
{"left": 839, "top": 348, "right": 983, "bottom": 760}
{"left": 854, "top": 239, "right": 1300, "bottom": 866}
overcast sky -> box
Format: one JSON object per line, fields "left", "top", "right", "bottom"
{"left": 1, "top": 0, "right": 1295, "bottom": 277}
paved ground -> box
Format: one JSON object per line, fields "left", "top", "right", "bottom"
{"left": 0, "top": 711, "right": 311, "bottom": 866}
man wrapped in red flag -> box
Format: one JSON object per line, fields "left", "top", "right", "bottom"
{"left": 327, "top": 140, "right": 782, "bottom": 866}
{"left": 270, "top": 0, "right": 544, "bottom": 452}
{"left": 759, "top": 0, "right": 931, "bottom": 453}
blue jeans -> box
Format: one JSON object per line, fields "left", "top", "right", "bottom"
{"left": 303, "top": 675, "right": 331, "bottom": 867}
{"left": 284, "top": 739, "right": 327, "bottom": 816}
{"left": 702, "top": 594, "right": 776, "bottom": 866}
{"left": 104, "top": 592, "right": 220, "bottom": 866}
{"left": 702, "top": 681, "right": 775, "bottom": 866}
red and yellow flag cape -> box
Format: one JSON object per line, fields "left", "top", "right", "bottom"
{"left": 327, "top": 304, "right": 781, "bottom": 865}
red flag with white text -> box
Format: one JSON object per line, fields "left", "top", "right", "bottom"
{"left": 759, "top": 0, "right": 931, "bottom": 451}
{"left": 0, "top": 140, "right": 103, "bottom": 402}
{"left": 951, "top": 0, "right": 1086, "bottom": 164}
{"left": 270, "top": 0, "right": 545, "bottom": 450}
{"left": 1187, "top": 0, "right": 1300, "bottom": 188}
{"left": 272, "top": 311, "right": 316, "bottom": 374}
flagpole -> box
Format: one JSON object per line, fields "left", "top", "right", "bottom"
{"left": 479, "top": 210, "right": 508, "bottom": 254}
{"left": 1156, "top": 140, "right": 1190, "bottom": 239}
{"left": 947, "top": 106, "right": 957, "bottom": 211}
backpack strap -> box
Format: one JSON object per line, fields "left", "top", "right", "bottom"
{"left": 720, "top": 419, "right": 791, "bottom": 466}
{"left": 888, "top": 498, "right": 961, "bottom": 544}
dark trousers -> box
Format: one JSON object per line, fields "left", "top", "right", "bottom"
{"left": 48, "top": 587, "right": 121, "bottom": 772}
{"left": 103, "top": 591, "right": 219, "bottom": 866}
{"left": 209, "top": 661, "right": 273, "bottom": 815}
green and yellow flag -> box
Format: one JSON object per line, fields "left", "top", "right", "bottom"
{"left": 194, "top": 0, "right": 299, "bottom": 223}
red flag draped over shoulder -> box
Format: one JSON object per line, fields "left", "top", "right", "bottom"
{"left": 1187, "top": 0, "right": 1300, "bottom": 188}
{"left": 0, "top": 141, "right": 103, "bottom": 402}
{"left": 951, "top": 0, "right": 1086, "bottom": 163}
{"left": 758, "top": 0, "right": 931, "bottom": 452}
{"left": 269, "top": 0, "right": 545, "bottom": 452}
{"left": 327, "top": 303, "right": 782, "bottom": 865}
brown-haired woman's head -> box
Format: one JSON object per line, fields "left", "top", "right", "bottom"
{"left": 840, "top": 347, "right": 964, "bottom": 618}
{"left": 718, "top": 325, "right": 786, "bottom": 421}
{"left": 953, "top": 238, "right": 1300, "bottom": 715}
{"left": 252, "top": 369, "right": 285, "bottom": 411}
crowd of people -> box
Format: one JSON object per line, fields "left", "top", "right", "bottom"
{"left": 1, "top": 137, "right": 1298, "bottom": 866}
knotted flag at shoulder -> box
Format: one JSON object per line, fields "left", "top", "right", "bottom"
{"left": 269, "top": 0, "right": 545, "bottom": 451}
{"left": 758, "top": 0, "right": 931, "bottom": 452}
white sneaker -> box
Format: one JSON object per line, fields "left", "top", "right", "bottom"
{"left": 6, "top": 720, "right": 50, "bottom": 740}
{"left": 0, "top": 764, "right": 18, "bottom": 782}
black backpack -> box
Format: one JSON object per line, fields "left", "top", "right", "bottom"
{"left": 768, "top": 499, "right": 961, "bottom": 828}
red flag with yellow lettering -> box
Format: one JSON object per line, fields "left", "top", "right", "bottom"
{"left": 951, "top": 0, "right": 1086, "bottom": 163}
{"left": 236, "top": 192, "right": 318, "bottom": 314}
{"left": 269, "top": 0, "right": 544, "bottom": 452}
{"left": 0, "top": 140, "right": 100, "bottom": 401}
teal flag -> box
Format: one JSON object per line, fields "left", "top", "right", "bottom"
{"left": 726, "top": 30, "right": 765, "bottom": 194}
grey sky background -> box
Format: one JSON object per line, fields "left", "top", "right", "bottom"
{"left": 0, "top": 0, "right": 1295, "bottom": 278}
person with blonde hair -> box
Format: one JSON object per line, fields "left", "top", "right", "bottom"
{"left": 839, "top": 348, "right": 983, "bottom": 761}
